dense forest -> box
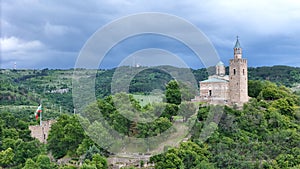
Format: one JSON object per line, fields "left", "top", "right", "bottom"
{"left": 0, "top": 66, "right": 300, "bottom": 168}
{"left": 1, "top": 65, "right": 300, "bottom": 110}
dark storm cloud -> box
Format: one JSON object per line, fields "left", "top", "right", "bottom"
{"left": 1, "top": 0, "right": 300, "bottom": 69}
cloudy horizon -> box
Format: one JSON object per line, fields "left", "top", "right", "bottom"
{"left": 1, "top": 0, "right": 300, "bottom": 69}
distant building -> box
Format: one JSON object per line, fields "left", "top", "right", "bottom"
{"left": 49, "top": 88, "right": 69, "bottom": 94}
{"left": 29, "top": 120, "right": 56, "bottom": 143}
{"left": 192, "top": 37, "right": 249, "bottom": 105}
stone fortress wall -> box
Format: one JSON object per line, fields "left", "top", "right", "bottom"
{"left": 29, "top": 120, "right": 56, "bottom": 143}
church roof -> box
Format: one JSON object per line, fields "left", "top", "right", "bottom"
{"left": 234, "top": 37, "right": 241, "bottom": 48}
{"left": 216, "top": 61, "right": 224, "bottom": 66}
{"left": 200, "top": 78, "right": 228, "bottom": 83}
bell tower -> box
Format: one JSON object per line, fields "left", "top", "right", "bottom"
{"left": 229, "top": 37, "right": 249, "bottom": 105}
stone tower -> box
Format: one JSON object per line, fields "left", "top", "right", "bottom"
{"left": 229, "top": 37, "right": 248, "bottom": 105}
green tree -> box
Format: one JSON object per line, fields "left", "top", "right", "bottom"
{"left": 151, "top": 141, "right": 213, "bottom": 169}
{"left": 2, "top": 128, "right": 19, "bottom": 140}
{"left": 156, "top": 152, "right": 184, "bottom": 169}
{"left": 76, "top": 137, "right": 95, "bottom": 156}
{"left": 14, "top": 140, "right": 42, "bottom": 165}
{"left": 161, "top": 103, "right": 179, "bottom": 120}
{"left": 0, "top": 147, "right": 14, "bottom": 167}
{"left": 22, "top": 158, "right": 39, "bottom": 169}
{"left": 178, "top": 81, "right": 197, "bottom": 101}
{"left": 137, "top": 117, "right": 172, "bottom": 138}
{"left": 248, "top": 80, "right": 264, "bottom": 98}
{"left": 154, "top": 117, "right": 172, "bottom": 134}
{"left": 179, "top": 102, "right": 197, "bottom": 122}
{"left": 83, "top": 102, "right": 102, "bottom": 123}
{"left": 290, "top": 70, "right": 300, "bottom": 82}
{"left": 85, "top": 145, "right": 101, "bottom": 161}
{"left": 90, "top": 154, "right": 108, "bottom": 169}
{"left": 259, "top": 86, "right": 281, "bottom": 100}
{"left": 165, "top": 80, "right": 181, "bottom": 105}
{"left": 82, "top": 154, "right": 108, "bottom": 169}
{"left": 276, "top": 154, "right": 296, "bottom": 168}
{"left": 36, "top": 155, "right": 52, "bottom": 169}
{"left": 47, "top": 114, "right": 85, "bottom": 159}
{"left": 271, "top": 98, "right": 296, "bottom": 116}
{"left": 87, "top": 121, "right": 115, "bottom": 151}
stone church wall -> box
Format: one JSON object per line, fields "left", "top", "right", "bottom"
{"left": 199, "top": 81, "right": 229, "bottom": 104}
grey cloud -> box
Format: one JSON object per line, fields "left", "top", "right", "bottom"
{"left": 1, "top": 0, "right": 300, "bottom": 69}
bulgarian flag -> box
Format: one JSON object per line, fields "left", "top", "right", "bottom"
{"left": 35, "top": 105, "right": 42, "bottom": 120}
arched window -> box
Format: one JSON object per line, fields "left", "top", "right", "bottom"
{"left": 233, "top": 69, "right": 236, "bottom": 75}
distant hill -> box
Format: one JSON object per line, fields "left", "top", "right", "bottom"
{"left": 1, "top": 65, "right": 300, "bottom": 111}
{"left": 248, "top": 65, "right": 300, "bottom": 87}
{"left": 194, "top": 65, "right": 300, "bottom": 87}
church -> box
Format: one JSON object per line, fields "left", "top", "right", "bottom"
{"left": 193, "top": 37, "right": 249, "bottom": 105}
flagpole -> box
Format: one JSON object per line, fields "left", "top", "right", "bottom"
{"left": 40, "top": 104, "right": 42, "bottom": 126}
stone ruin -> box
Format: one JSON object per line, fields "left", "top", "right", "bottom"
{"left": 29, "top": 120, "right": 56, "bottom": 143}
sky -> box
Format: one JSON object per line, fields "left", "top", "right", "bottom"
{"left": 1, "top": 0, "right": 300, "bottom": 69}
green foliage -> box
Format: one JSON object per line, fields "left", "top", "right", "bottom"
{"left": 154, "top": 82, "right": 300, "bottom": 169}
{"left": 179, "top": 102, "right": 197, "bottom": 122}
{"left": 259, "top": 87, "right": 284, "bottom": 100}
{"left": 161, "top": 103, "right": 179, "bottom": 120}
{"left": 80, "top": 164, "right": 97, "bottom": 169}
{"left": 1, "top": 67, "right": 300, "bottom": 168}
{"left": 85, "top": 145, "right": 101, "bottom": 161}
{"left": 129, "top": 68, "right": 173, "bottom": 94}
{"left": 14, "top": 140, "right": 42, "bottom": 165}
{"left": 47, "top": 114, "right": 85, "bottom": 159}
{"left": 36, "top": 155, "right": 52, "bottom": 169}
{"left": 209, "top": 94, "right": 298, "bottom": 168}
{"left": 271, "top": 98, "right": 296, "bottom": 116}
{"left": 151, "top": 141, "right": 213, "bottom": 169}
{"left": 197, "top": 106, "right": 210, "bottom": 121}
{"left": 248, "top": 65, "right": 300, "bottom": 87}
{"left": 155, "top": 152, "right": 184, "bottom": 169}
{"left": 178, "top": 81, "right": 198, "bottom": 101}
{"left": 248, "top": 80, "right": 265, "bottom": 98}
{"left": 165, "top": 80, "right": 181, "bottom": 105}
{"left": 0, "top": 111, "right": 44, "bottom": 168}
{"left": 76, "top": 138, "right": 96, "bottom": 156}
{"left": 22, "top": 158, "right": 39, "bottom": 169}
{"left": 0, "top": 147, "right": 15, "bottom": 167}
{"left": 137, "top": 117, "right": 172, "bottom": 137}
{"left": 140, "top": 160, "right": 144, "bottom": 167}
{"left": 192, "top": 68, "right": 209, "bottom": 83}
{"left": 81, "top": 154, "right": 108, "bottom": 169}
{"left": 84, "top": 93, "right": 177, "bottom": 139}
{"left": 0, "top": 69, "right": 74, "bottom": 112}
{"left": 1, "top": 66, "right": 299, "bottom": 108}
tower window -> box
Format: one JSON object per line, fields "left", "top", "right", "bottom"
{"left": 243, "top": 69, "right": 245, "bottom": 75}
{"left": 209, "top": 90, "right": 212, "bottom": 96}
{"left": 233, "top": 69, "right": 236, "bottom": 75}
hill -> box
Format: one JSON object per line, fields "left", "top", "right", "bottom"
{"left": 1, "top": 66, "right": 300, "bottom": 168}
{"left": 1, "top": 65, "right": 300, "bottom": 109}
